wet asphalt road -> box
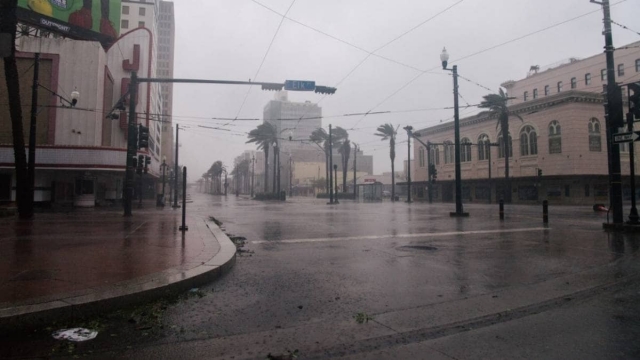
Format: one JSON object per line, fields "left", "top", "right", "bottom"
{"left": 3, "top": 192, "right": 640, "bottom": 359}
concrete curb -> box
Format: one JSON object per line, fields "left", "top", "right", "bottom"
{"left": 0, "top": 218, "right": 236, "bottom": 331}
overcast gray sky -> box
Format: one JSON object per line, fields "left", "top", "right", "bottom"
{"left": 170, "top": 0, "right": 640, "bottom": 179}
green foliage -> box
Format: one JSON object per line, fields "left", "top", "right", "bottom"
{"left": 354, "top": 312, "right": 374, "bottom": 324}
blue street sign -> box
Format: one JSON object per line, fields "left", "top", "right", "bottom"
{"left": 284, "top": 80, "right": 316, "bottom": 91}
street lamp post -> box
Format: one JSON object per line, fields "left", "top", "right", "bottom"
{"left": 440, "top": 48, "right": 468, "bottom": 217}
{"left": 160, "top": 155, "right": 167, "bottom": 206}
{"left": 404, "top": 126, "right": 413, "bottom": 203}
{"left": 289, "top": 154, "right": 293, "bottom": 197}
{"left": 333, "top": 164, "right": 339, "bottom": 204}
{"left": 251, "top": 155, "right": 255, "bottom": 198}
{"left": 328, "top": 125, "right": 334, "bottom": 204}
{"left": 353, "top": 143, "right": 358, "bottom": 200}
{"left": 223, "top": 167, "right": 228, "bottom": 196}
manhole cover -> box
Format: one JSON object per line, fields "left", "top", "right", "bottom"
{"left": 396, "top": 245, "right": 438, "bottom": 252}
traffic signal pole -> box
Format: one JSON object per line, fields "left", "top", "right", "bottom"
{"left": 593, "top": 0, "right": 624, "bottom": 225}
{"left": 124, "top": 71, "right": 138, "bottom": 217}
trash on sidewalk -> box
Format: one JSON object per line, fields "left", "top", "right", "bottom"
{"left": 52, "top": 328, "right": 98, "bottom": 342}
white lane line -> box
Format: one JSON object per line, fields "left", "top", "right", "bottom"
{"left": 252, "top": 227, "right": 551, "bottom": 244}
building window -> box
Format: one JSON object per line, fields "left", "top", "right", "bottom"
{"left": 544, "top": 85, "right": 549, "bottom": 96}
{"left": 636, "top": 59, "right": 640, "bottom": 72}
{"left": 557, "top": 81, "right": 563, "bottom": 92}
{"left": 478, "top": 134, "right": 490, "bottom": 161}
{"left": 565, "top": 185, "right": 571, "bottom": 197}
{"left": 419, "top": 147, "right": 425, "bottom": 167}
{"left": 571, "top": 77, "right": 577, "bottom": 89}
{"left": 122, "top": 5, "right": 129, "bottom": 14}
{"left": 601, "top": 69, "right": 607, "bottom": 81}
{"left": 533, "top": 89, "right": 538, "bottom": 99}
{"left": 121, "top": 19, "right": 128, "bottom": 29}
{"left": 618, "top": 63, "right": 625, "bottom": 76}
{"left": 585, "top": 73, "right": 591, "bottom": 85}
{"left": 461, "top": 138, "right": 472, "bottom": 162}
{"left": 498, "top": 132, "right": 512, "bottom": 159}
{"left": 549, "top": 120, "right": 562, "bottom": 154}
{"left": 432, "top": 147, "right": 440, "bottom": 165}
{"left": 139, "top": 7, "right": 146, "bottom": 16}
{"left": 139, "top": 21, "right": 145, "bottom": 27}
{"left": 520, "top": 125, "right": 537, "bottom": 156}
{"left": 444, "top": 141, "right": 454, "bottom": 164}
{"left": 589, "top": 118, "right": 601, "bottom": 152}
{"left": 524, "top": 91, "right": 528, "bottom": 101}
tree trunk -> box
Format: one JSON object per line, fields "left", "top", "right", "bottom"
{"left": 342, "top": 155, "right": 348, "bottom": 193}
{"left": 325, "top": 152, "right": 329, "bottom": 193}
{"left": 272, "top": 148, "right": 277, "bottom": 193}
{"left": 2, "top": 2, "right": 31, "bottom": 218}
{"left": 391, "top": 159, "right": 395, "bottom": 202}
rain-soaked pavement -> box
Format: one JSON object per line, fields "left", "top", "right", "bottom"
{"left": 2, "top": 192, "right": 640, "bottom": 359}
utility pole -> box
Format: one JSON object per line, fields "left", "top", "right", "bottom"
{"left": 289, "top": 155, "right": 293, "bottom": 197}
{"left": 328, "top": 125, "right": 334, "bottom": 204}
{"left": 404, "top": 126, "right": 413, "bottom": 203}
{"left": 173, "top": 123, "right": 180, "bottom": 208}
{"left": 353, "top": 143, "right": 357, "bottom": 200}
{"left": 593, "top": 0, "right": 624, "bottom": 224}
{"left": 27, "top": 52, "right": 40, "bottom": 215}
{"left": 251, "top": 155, "right": 255, "bottom": 198}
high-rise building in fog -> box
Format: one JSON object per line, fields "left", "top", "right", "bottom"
{"left": 158, "top": 1, "right": 175, "bottom": 166}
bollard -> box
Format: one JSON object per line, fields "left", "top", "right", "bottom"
{"left": 180, "top": 166, "right": 189, "bottom": 232}
{"left": 543, "top": 200, "right": 549, "bottom": 224}
{"left": 499, "top": 199, "right": 504, "bottom": 220}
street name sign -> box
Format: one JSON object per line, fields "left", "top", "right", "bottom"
{"left": 613, "top": 131, "right": 640, "bottom": 144}
{"left": 284, "top": 80, "right": 315, "bottom": 91}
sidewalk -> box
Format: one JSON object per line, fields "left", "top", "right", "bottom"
{"left": 0, "top": 198, "right": 236, "bottom": 329}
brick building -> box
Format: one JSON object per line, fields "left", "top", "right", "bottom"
{"left": 412, "top": 41, "right": 640, "bottom": 205}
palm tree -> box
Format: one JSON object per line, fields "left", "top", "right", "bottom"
{"left": 209, "top": 161, "right": 223, "bottom": 194}
{"left": 478, "top": 88, "right": 522, "bottom": 202}
{"left": 375, "top": 124, "right": 398, "bottom": 202}
{"left": 339, "top": 139, "right": 351, "bottom": 193}
{"left": 310, "top": 127, "right": 349, "bottom": 194}
{"left": 246, "top": 122, "right": 277, "bottom": 193}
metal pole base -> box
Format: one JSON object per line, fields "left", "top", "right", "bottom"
{"left": 179, "top": 225, "right": 189, "bottom": 231}
{"left": 449, "top": 212, "right": 470, "bottom": 217}
{"left": 627, "top": 207, "right": 639, "bottom": 225}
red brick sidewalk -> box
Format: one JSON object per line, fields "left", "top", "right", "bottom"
{"left": 0, "top": 201, "right": 232, "bottom": 315}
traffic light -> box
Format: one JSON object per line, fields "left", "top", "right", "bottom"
{"left": 629, "top": 82, "right": 640, "bottom": 119}
{"left": 144, "top": 156, "right": 151, "bottom": 174}
{"left": 131, "top": 155, "right": 138, "bottom": 169}
{"left": 130, "top": 125, "right": 138, "bottom": 149}
{"left": 604, "top": 85, "right": 624, "bottom": 128}
{"left": 537, "top": 169, "right": 542, "bottom": 177}
{"left": 137, "top": 155, "right": 144, "bottom": 175}
{"left": 138, "top": 125, "right": 149, "bottom": 149}
{"left": 429, "top": 164, "right": 437, "bottom": 184}
{"left": 314, "top": 86, "right": 337, "bottom": 95}
{"left": 261, "top": 83, "right": 284, "bottom": 91}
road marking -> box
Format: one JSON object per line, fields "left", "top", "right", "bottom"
{"left": 252, "top": 227, "right": 550, "bottom": 244}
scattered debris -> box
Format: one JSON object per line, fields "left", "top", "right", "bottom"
{"left": 492, "top": 295, "right": 499, "bottom": 298}
{"left": 266, "top": 349, "right": 299, "bottom": 359}
{"left": 354, "top": 312, "right": 373, "bottom": 324}
{"left": 297, "top": 305, "right": 303, "bottom": 310}
{"left": 52, "top": 328, "right": 98, "bottom": 342}
{"left": 208, "top": 216, "right": 223, "bottom": 226}
{"left": 189, "top": 288, "right": 199, "bottom": 293}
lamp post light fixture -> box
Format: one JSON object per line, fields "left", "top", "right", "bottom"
{"left": 440, "top": 47, "right": 468, "bottom": 217}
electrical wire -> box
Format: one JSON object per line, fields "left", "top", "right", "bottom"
{"left": 611, "top": 19, "right": 640, "bottom": 37}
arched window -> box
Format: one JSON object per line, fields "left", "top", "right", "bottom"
{"left": 549, "top": 120, "right": 562, "bottom": 154}
{"left": 520, "top": 125, "right": 537, "bottom": 156}
{"left": 571, "top": 77, "right": 577, "bottom": 89}
{"left": 524, "top": 91, "right": 528, "bottom": 101}
{"left": 461, "top": 138, "right": 472, "bottom": 162}
{"left": 443, "top": 141, "right": 454, "bottom": 164}
{"left": 432, "top": 146, "right": 440, "bottom": 165}
{"left": 533, "top": 89, "right": 538, "bottom": 99}
{"left": 478, "top": 134, "right": 490, "bottom": 161}
{"left": 585, "top": 73, "right": 592, "bottom": 85}
{"left": 498, "top": 131, "right": 512, "bottom": 158}
{"left": 589, "top": 118, "right": 601, "bottom": 152}
{"left": 544, "top": 85, "right": 550, "bottom": 96}
{"left": 419, "top": 147, "right": 425, "bottom": 167}
{"left": 557, "top": 81, "right": 563, "bottom": 92}
{"left": 636, "top": 59, "right": 640, "bottom": 72}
